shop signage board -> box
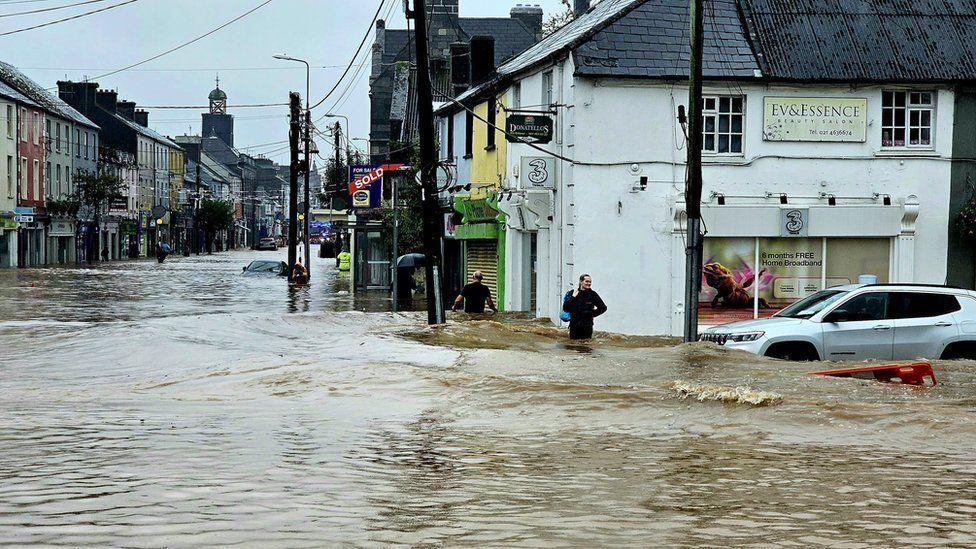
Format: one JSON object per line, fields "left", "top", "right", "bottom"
{"left": 348, "top": 164, "right": 383, "bottom": 210}
{"left": 109, "top": 196, "right": 128, "bottom": 213}
{"left": 48, "top": 219, "right": 74, "bottom": 237}
{"left": 13, "top": 206, "right": 35, "bottom": 215}
{"left": 780, "top": 208, "right": 809, "bottom": 237}
{"left": 506, "top": 114, "right": 553, "bottom": 144}
{"left": 13, "top": 215, "right": 34, "bottom": 224}
{"left": 519, "top": 156, "right": 555, "bottom": 189}
{"left": 763, "top": 97, "right": 867, "bottom": 142}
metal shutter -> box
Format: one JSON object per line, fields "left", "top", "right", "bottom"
{"left": 466, "top": 240, "right": 498, "bottom": 297}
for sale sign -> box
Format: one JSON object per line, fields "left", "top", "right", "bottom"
{"left": 348, "top": 164, "right": 383, "bottom": 209}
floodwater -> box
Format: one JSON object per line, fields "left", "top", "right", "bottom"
{"left": 2, "top": 250, "right": 976, "bottom": 547}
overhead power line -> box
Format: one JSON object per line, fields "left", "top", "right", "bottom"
{"left": 0, "top": 0, "right": 110, "bottom": 18}
{"left": 88, "top": 0, "right": 274, "bottom": 81}
{"left": 310, "top": 0, "right": 387, "bottom": 110}
{"left": 138, "top": 103, "right": 286, "bottom": 109}
{"left": 0, "top": 0, "right": 138, "bottom": 36}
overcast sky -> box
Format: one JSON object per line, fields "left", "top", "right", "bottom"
{"left": 0, "top": 0, "right": 566, "bottom": 164}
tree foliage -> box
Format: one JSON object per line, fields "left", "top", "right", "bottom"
{"left": 381, "top": 144, "right": 425, "bottom": 255}
{"left": 542, "top": 0, "right": 575, "bottom": 36}
{"left": 73, "top": 170, "right": 124, "bottom": 213}
{"left": 195, "top": 198, "right": 235, "bottom": 233}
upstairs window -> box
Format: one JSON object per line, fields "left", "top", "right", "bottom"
{"left": 486, "top": 98, "right": 497, "bottom": 149}
{"left": 882, "top": 91, "right": 933, "bottom": 148}
{"left": 464, "top": 111, "right": 473, "bottom": 157}
{"left": 702, "top": 95, "right": 744, "bottom": 154}
{"left": 447, "top": 115, "right": 454, "bottom": 160}
{"left": 542, "top": 70, "right": 553, "bottom": 106}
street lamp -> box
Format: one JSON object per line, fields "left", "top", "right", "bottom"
{"left": 274, "top": 54, "right": 312, "bottom": 275}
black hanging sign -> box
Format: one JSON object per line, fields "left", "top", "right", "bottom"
{"left": 506, "top": 113, "right": 553, "bottom": 144}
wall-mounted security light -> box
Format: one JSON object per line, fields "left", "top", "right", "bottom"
{"left": 779, "top": 194, "right": 788, "bottom": 204}
{"left": 716, "top": 193, "right": 726, "bottom": 205}
{"left": 883, "top": 194, "right": 892, "bottom": 206}
{"left": 827, "top": 194, "right": 837, "bottom": 206}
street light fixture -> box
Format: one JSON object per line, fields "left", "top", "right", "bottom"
{"left": 274, "top": 53, "right": 312, "bottom": 274}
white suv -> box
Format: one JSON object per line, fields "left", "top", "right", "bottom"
{"left": 700, "top": 284, "right": 976, "bottom": 361}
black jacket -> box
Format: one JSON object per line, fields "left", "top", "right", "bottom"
{"left": 563, "top": 289, "right": 608, "bottom": 326}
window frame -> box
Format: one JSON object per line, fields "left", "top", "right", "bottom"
{"left": 542, "top": 70, "right": 553, "bottom": 107}
{"left": 701, "top": 95, "right": 745, "bottom": 156}
{"left": 6, "top": 155, "right": 12, "bottom": 199}
{"left": 881, "top": 90, "right": 935, "bottom": 150}
{"left": 447, "top": 114, "right": 454, "bottom": 160}
{"left": 6, "top": 105, "right": 12, "bottom": 139}
{"left": 486, "top": 97, "right": 497, "bottom": 150}
{"left": 464, "top": 111, "right": 473, "bottom": 158}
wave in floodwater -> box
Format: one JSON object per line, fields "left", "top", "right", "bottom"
{"left": 2, "top": 251, "right": 976, "bottom": 546}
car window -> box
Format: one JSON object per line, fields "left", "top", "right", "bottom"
{"left": 830, "top": 292, "right": 888, "bottom": 322}
{"left": 888, "top": 292, "right": 961, "bottom": 319}
{"left": 247, "top": 261, "right": 279, "bottom": 272}
{"left": 776, "top": 290, "right": 848, "bottom": 318}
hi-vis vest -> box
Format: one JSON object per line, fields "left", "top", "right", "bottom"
{"left": 338, "top": 251, "right": 351, "bottom": 272}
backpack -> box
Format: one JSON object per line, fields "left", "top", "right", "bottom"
{"left": 560, "top": 291, "right": 572, "bottom": 322}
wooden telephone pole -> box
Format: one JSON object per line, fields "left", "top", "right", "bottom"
{"left": 683, "top": 0, "right": 705, "bottom": 342}
{"left": 409, "top": 0, "right": 446, "bottom": 325}
{"left": 288, "top": 92, "right": 300, "bottom": 280}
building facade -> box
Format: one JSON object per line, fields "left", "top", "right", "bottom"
{"left": 440, "top": 0, "right": 976, "bottom": 336}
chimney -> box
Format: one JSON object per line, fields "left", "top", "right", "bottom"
{"left": 469, "top": 36, "right": 495, "bottom": 85}
{"left": 430, "top": 0, "right": 458, "bottom": 17}
{"left": 511, "top": 4, "right": 544, "bottom": 38}
{"left": 450, "top": 42, "right": 471, "bottom": 96}
{"left": 574, "top": 0, "right": 590, "bottom": 16}
{"left": 134, "top": 109, "right": 149, "bottom": 127}
{"left": 371, "top": 19, "right": 386, "bottom": 82}
{"left": 117, "top": 100, "right": 136, "bottom": 120}
{"left": 96, "top": 89, "right": 118, "bottom": 113}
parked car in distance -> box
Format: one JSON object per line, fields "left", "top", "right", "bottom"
{"left": 700, "top": 284, "right": 976, "bottom": 361}
{"left": 242, "top": 260, "right": 287, "bottom": 277}
{"left": 256, "top": 238, "right": 278, "bottom": 251}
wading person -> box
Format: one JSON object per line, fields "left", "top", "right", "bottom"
{"left": 452, "top": 271, "right": 497, "bottom": 314}
{"left": 563, "top": 274, "right": 607, "bottom": 340}
{"left": 291, "top": 260, "right": 309, "bottom": 285}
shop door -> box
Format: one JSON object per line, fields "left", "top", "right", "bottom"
{"left": 0, "top": 231, "right": 10, "bottom": 267}
{"left": 365, "top": 231, "right": 390, "bottom": 289}
{"left": 466, "top": 240, "right": 498, "bottom": 297}
{"left": 530, "top": 234, "right": 538, "bottom": 313}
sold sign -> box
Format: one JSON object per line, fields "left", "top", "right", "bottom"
{"left": 348, "top": 166, "right": 384, "bottom": 196}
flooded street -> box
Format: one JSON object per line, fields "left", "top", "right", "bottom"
{"left": 2, "top": 251, "right": 976, "bottom": 547}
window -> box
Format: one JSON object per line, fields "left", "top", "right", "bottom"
{"left": 65, "top": 169, "right": 70, "bottom": 194}
{"left": 702, "top": 96, "right": 744, "bottom": 154}
{"left": 888, "top": 292, "right": 960, "bottom": 319}
{"left": 6, "top": 155, "right": 12, "bottom": 198}
{"left": 45, "top": 119, "right": 52, "bottom": 151}
{"left": 6, "top": 105, "right": 12, "bottom": 138}
{"left": 20, "top": 109, "right": 26, "bottom": 142}
{"left": 55, "top": 123, "right": 61, "bottom": 153}
{"left": 84, "top": 132, "right": 89, "bottom": 160}
{"left": 76, "top": 128, "right": 81, "bottom": 157}
{"left": 46, "top": 162, "right": 51, "bottom": 187}
{"left": 830, "top": 292, "right": 889, "bottom": 322}
{"left": 56, "top": 164, "right": 61, "bottom": 197}
{"left": 447, "top": 115, "right": 454, "bottom": 159}
{"left": 542, "top": 70, "right": 553, "bottom": 106}
{"left": 19, "top": 157, "right": 26, "bottom": 198}
{"left": 33, "top": 113, "right": 39, "bottom": 145}
{"left": 486, "top": 98, "right": 497, "bottom": 149}
{"left": 33, "top": 159, "right": 39, "bottom": 199}
{"left": 512, "top": 82, "right": 521, "bottom": 110}
{"left": 882, "top": 91, "right": 933, "bottom": 148}
{"left": 464, "top": 111, "right": 473, "bottom": 157}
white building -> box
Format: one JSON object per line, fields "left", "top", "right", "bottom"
{"left": 444, "top": 0, "right": 976, "bottom": 336}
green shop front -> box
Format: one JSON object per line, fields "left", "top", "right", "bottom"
{"left": 454, "top": 194, "right": 506, "bottom": 309}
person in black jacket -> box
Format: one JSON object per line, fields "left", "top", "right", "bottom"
{"left": 563, "top": 274, "right": 608, "bottom": 340}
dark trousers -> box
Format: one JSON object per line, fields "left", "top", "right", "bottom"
{"left": 569, "top": 322, "right": 594, "bottom": 340}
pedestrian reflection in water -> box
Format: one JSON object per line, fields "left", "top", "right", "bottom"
{"left": 287, "top": 285, "right": 310, "bottom": 313}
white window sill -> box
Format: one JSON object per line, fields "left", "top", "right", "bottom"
{"left": 875, "top": 149, "right": 941, "bottom": 158}
{"left": 702, "top": 155, "right": 748, "bottom": 165}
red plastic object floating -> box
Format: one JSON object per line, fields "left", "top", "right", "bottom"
{"left": 809, "top": 360, "right": 937, "bottom": 387}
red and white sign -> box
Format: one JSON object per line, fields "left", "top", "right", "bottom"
{"left": 347, "top": 163, "right": 408, "bottom": 196}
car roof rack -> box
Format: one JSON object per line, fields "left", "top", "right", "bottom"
{"left": 862, "top": 283, "right": 967, "bottom": 290}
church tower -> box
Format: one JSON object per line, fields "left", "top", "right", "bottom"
{"left": 202, "top": 76, "right": 234, "bottom": 147}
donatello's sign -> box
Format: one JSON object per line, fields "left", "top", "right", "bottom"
{"left": 506, "top": 114, "right": 553, "bottom": 144}
{"left": 763, "top": 97, "right": 867, "bottom": 142}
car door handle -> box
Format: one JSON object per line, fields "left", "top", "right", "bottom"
{"left": 872, "top": 325, "right": 891, "bottom": 331}
{"left": 934, "top": 321, "right": 953, "bottom": 327}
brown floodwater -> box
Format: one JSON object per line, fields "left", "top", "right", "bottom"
{"left": 1, "top": 250, "right": 975, "bottom": 547}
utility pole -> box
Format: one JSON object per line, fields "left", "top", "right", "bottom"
{"left": 288, "top": 92, "right": 300, "bottom": 280}
{"left": 194, "top": 162, "right": 201, "bottom": 255}
{"left": 409, "top": 0, "right": 446, "bottom": 325}
{"left": 391, "top": 178, "right": 399, "bottom": 313}
{"left": 333, "top": 122, "right": 342, "bottom": 211}
{"left": 304, "top": 110, "right": 312, "bottom": 277}
{"left": 683, "top": 0, "right": 705, "bottom": 343}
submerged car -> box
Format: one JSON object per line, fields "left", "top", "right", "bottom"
{"left": 256, "top": 238, "right": 278, "bottom": 251}
{"left": 242, "top": 260, "right": 287, "bottom": 276}
{"left": 700, "top": 284, "right": 976, "bottom": 361}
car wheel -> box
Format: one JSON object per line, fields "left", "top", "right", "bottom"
{"left": 765, "top": 342, "right": 819, "bottom": 362}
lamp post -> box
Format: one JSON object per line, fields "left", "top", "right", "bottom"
{"left": 274, "top": 54, "right": 312, "bottom": 275}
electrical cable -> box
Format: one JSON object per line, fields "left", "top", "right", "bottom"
{"left": 309, "top": 0, "right": 387, "bottom": 110}
{"left": 87, "top": 0, "right": 274, "bottom": 81}
{"left": 0, "top": 0, "right": 137, "bottom": 36}
{"left": 0, "top": 0, "right": 110, "bottom": 18}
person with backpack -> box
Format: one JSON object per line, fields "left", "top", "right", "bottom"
{"left": 562, "top": 274, "right": 608, "bottom": 340}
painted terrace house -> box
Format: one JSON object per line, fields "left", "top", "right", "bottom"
{"left": 437, "top": 0, "right": 976, "bottom": 336}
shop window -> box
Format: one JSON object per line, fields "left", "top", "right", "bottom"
{"left": 882, "top": 91, "right": 933, "bottom": 148}
{"left": 702, "top": 95, "right": 744, "bottom": 154}
{"left": 700, "top": 237, "right": 891, "bottom": 324}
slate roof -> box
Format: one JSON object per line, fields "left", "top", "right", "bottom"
{"left": 739, "top": 0, "right": 976, "bottom": 82}
{"left": 574, "top": 0, "right": 758, "bottom": 78}
{"left": 0, "top": 78, "right": 40, "bottom": 109}
{"left": 0, "top": 61, "right": 98, "bottom": 129}
{"left": 440, "top": 0, "right": 976, "bottom": 115}
{"left": 112, "top": 111, "right": 180, "bottom": 149}
{"left": 457, "top": 18, "right": 538, "bottom": 64}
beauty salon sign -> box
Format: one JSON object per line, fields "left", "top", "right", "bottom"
{"left": 763, "top": 97, "right": 867, "bottom": 142}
